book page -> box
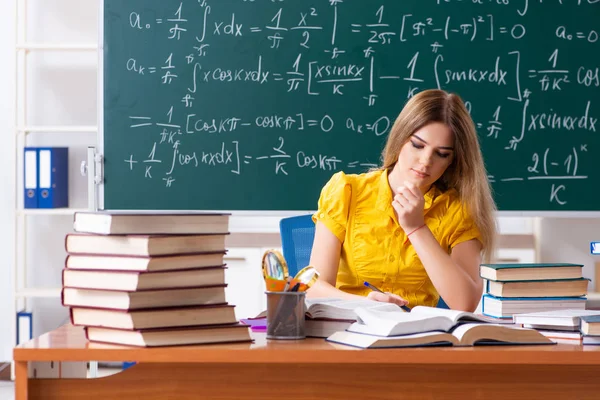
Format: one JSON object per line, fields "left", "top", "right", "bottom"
{"left": 304, "top": 298, "right": 401, "bottom": 319}
{"left": 450, "top": 323, "right": 551, "bottom": 346}
{"left": 411, "top": 306, "right": 500, "bottom": 324}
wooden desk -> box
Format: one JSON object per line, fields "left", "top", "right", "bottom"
{"left": 14, "top": 324, "right": 600, "bottom": 400}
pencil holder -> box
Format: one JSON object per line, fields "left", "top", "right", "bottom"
{"left": 265, "top": 291, "right": 306, "bottom": 340}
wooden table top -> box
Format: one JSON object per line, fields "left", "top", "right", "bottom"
{"left": 14, "top": 324, "right": 600, "bottom": 365}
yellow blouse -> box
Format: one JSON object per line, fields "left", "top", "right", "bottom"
{"left": 312, "top": 169, "right": 481, "bottom": 307}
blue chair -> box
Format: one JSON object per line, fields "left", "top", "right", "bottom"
{"left": 279, "top": 214, "right": 316, "bottom": 277}
{"left": 278, "top": 214, "right": 449, "bottom": 308}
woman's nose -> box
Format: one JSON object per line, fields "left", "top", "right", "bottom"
{"left": 420, "top": 151, "right": 433, "bottom": 166}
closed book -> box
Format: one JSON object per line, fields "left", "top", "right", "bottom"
{"left": 485, "top": 278, "right": 589, "bottom": 298}
{"left": 327, "top": 324, "right": 552, "bottom": 349}
{"left": 73, "top": 212, "right": 230, "bottom": 235}
{"left": 480, "top": 263, "right": 583, "bottom": 281}
{"left": 536, "top": 330, "right": 582, "bottom": 342}
{"left": 62, "top": 266, "right": 226, "bottom": 291}
{"left": 70, "top": 304, "right": 237, "bottom": 330}
{"left": 61, "top": 285, "right": 227, "bottom": 310}
{"left": 582, "top": 336, "right": 600, "bottom": 345}
{"left": 65, "top": 233, "right": 228, "bottom": 256}
{"left": 65, "top": 253, "right": 226, "bottom": 272}
{"left": 84, "top": 323, "right": 252, "bottom": 347}
{"left": 514, "top": 310, "right": 600, "bottom": 329}
{"left": 580, "top": 315, "right": 600, "bottom": 336}
{"left": 482, "top": 295, "right": 587, "bottom": 319}
{"left": 305, "top": 318, "right": 354, "bottom": 338}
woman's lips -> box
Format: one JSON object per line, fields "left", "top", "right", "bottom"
{"left": 411, "top": 169, "right": 429, "bottom": 178}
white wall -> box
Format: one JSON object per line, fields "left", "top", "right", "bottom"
{"left": 538, "top": 218, "right": 600, "bottom": 291}
{"left": 0, "top": 0, "right": 98, "bottom": 361}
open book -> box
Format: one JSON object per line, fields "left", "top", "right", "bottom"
{"left": 327, "top": 323, "right": 553, "bottom": 348}
{"left": 348, "top": 305, "right": 503, "bottom": 337}
{"left": 304, "top": 297, "right": 403, "bottom": 320}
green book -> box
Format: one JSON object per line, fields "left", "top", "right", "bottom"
{"left": 480, "top": 263, "right": 583, "bottom": 282}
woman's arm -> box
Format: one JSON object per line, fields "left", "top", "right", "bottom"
{"left": 408, "top": 229, "right": 483, "bottom": 311}
{"left": 307, "top": 222, "right": 410, "bottom": 307}
{"left": 306, "top": 222, "right": 365, "bottom": 300}
{"left": 394, "top": 181, "right": 483, "bottom": 311}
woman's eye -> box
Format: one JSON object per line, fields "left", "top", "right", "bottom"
{"left": 410, "top": 141, "right": 424, "bottom": 149}
{"left": 437, "top": 152, "right": 451, "bottom": 158}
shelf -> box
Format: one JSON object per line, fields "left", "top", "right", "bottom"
{"left": 17, "top": 208, "right": 87, "bottom": 216}
{"left": 16, "top": 43, "right": 98, "bottom": 51}
{"left": 17, "top": 125, "right": 97, "bottom": 133}
{"left": 16, "top": 288, "right": 61, "bottom": 298}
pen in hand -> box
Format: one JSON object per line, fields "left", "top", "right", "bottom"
{"left": 363, "top": 281, "right": 411, "bottom": 312}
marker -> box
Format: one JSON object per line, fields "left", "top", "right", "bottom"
{"left": 363, "top": 281, "right": 411, "bottom": 312}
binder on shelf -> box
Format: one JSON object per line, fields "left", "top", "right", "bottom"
{"left": 37, "top": 147, "right": 69, "bottom": 208}
{"left": 16, "top": 310, "right": 33, "bottom": 345}
{"left": 24, "top": 148, "right": 38, "bottom": 208}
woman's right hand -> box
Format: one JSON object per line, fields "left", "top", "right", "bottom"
{"left": 367, "top": 291, "right": 409, "bottom": 308}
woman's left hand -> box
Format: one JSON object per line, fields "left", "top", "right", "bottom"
{"left": 392, "top": 181, "right": 425, "bottom": 232}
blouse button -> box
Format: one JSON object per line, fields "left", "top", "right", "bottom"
{"left": 319, "top": 213, "right": 325, "bottom": 218}
{"left": 394, "top": 229, "right": 401, "bottom": 237}
{"left": 389, "top": 255, "right": 395, "bottom": 262}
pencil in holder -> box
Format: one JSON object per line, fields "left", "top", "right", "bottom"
{"left": 265, "top": 291, "right": 306, "bottom": 340}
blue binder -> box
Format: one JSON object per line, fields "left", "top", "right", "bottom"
{"left": 23, "top": 147, "right": 38, "bottom": 208}
{"left": 37, "top": 147, "right": 69, "bottom": 208}
{"left": 16, "top": 310, "right": 33, "bottom": 345}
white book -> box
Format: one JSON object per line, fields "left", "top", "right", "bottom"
{"left": 513, "top": 309, "right": 600, "bottom": 328}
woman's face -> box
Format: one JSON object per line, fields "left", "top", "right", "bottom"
{"left": 394, "top": 122, "right": 455, "bottom": 193}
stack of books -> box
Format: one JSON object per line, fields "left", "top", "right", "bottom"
{"left": 479, "top": 263, "right": 589, "bottom": 320}
{"left": 61, "top": 212, "right": 252, "bottom": 347}
{"left": 513, "top": 309, "right": 600, "bottom": 344}
{"left": 581, "top": 316, "right": 600, "bottom": 345}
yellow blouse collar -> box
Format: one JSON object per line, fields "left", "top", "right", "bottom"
{"left": 376, "top": 169, "right": 437, "bottom": 214}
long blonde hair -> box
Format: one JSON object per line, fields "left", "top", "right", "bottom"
{"left": 381, "top": 89, "right": 497, "bottom": 261}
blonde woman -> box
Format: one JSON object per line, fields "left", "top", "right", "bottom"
{"left": 308, "top": 89, "right": 496, "bottom": 312}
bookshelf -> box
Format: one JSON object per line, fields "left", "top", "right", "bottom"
{"left": 12, "top": 0, "right": 98, "bottom": 350}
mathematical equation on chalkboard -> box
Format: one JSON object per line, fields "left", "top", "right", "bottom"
{"left": 105, "top": 0, "right": 599, "bottom": 208}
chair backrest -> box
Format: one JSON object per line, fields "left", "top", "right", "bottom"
{"left": 278, "top": 213, "right": 449, "bottom": 309}
{"left": 279, "top": 214, "right": 316, "bottom": 277}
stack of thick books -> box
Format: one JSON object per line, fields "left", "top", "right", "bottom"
{"left": 513, "top": 309, "right": 600, "bottom": 344}
{"left": 479, "top": 263, "right": 589, "bottom": 320}
{"left": 61, "top": 212, "right": 252, "bottom": 347}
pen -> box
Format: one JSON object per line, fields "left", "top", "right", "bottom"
{"left": 363, "top": 281, "right": 411, "bottom": 312}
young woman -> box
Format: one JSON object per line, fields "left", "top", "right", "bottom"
{"left": 307, "top": 89, "right": 496, "bottom": 312}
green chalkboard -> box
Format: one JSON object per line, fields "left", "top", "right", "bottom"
{"left": 102, "top": 0, "right": 600, "bottom": 211}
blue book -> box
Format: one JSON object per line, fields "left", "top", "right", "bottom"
{"left": 16, "top": 310, "right": 33, "bottom": 345}
{"left": 37, "top": 147, "right": 69, "bottom": 208}
{"left": 23, "top": 148, "right": 38, "bottom": 208}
